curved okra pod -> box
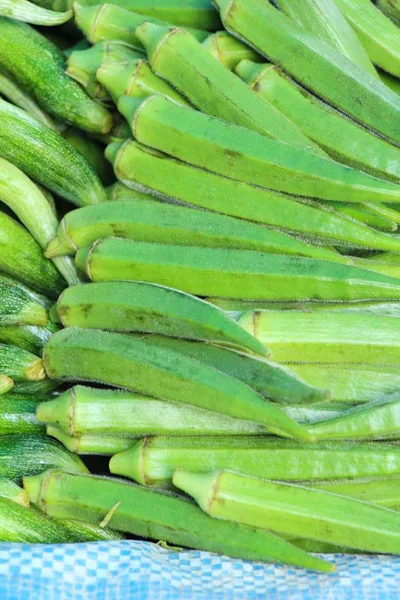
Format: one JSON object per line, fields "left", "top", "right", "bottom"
{"left": 0, "top": 0, "right": 72, "bottom": 24}
{"left": 136, "top": 23, "right": 321, "bottom": 153}
{"left": 173, "top": 469, "right": 400, "bottom": 555}
{"left": 74, "top": 3, "right": 208, "bottom": 48}
{"left": 238, "top": 310, "right": 400, "bottom": 364}
{"left": 75, "top": 238, "right": 400, "bottom": 302}
{"left": 215, "top": 0, "right": 400, "bottom": 146}
{"left": 105, "top": 139, "right": 400, "bottom": 252}
{"left": 111, "top": 436, "right": 400, "bottom": 487}
{"left": 43, "top": 328, "right": 315, "bottom": 442}
{"left": 0, "top": 19, "right": 112, "bottom": 134}
{"left": 45, "top": 197, "right": 343, "bottom": 263}
{"left": 0, "top": 157, "right": 79, "bottom": 286}
{"left": 23, "top": 469, "right": 333, "bottom": 571}
{"left": 201, "top": 30, "right": 261, "bottom": 70}
{"left": 120, "top": 94, "right": 400, "bottom": 204}
{"left": 0, "top": 71, "right": 56, "bottom": 129}
{"left": 236, "top": 61, "right": 400, "bottom": 184}
{"left": 97, "top": 58, "right": 189, "bottom": 105}
{"left": 54, "top": 281, "right": 268, "bottom": 356}
{"left": 0, "top": 211, "right": 65, "bottom": 298}
{"left": 133, "top": 335, "right": 329, "bottom": 405}
{"left": 0, "top": 100, "right": 107, "bottom": 206}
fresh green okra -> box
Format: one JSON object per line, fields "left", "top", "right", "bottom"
{"left": 324, "top": 203, "right": 396, "bottom": 231}
{"left": 174, "top": 469, "right": 400, "bottom": 554}
{"left": 97, "top": 58, "right": 189, "bottom": 105}
{"left": 43, "top": 328, "right": 315, "bottom": 442}
{"left": 110, "top": 436, "right": 400, "bottom": 487}
{"left": 75, "top": 238, "right": 400, "bottom": 302}
{"left": 238, "top": 310, "right": 400, "bottom": 364}
{"left": 121, "top": 94, "right": 400, "bottom": 204}
{"left": 0, "top": 435, "right": 88, "bottom": 482}
{"left": 351, "top": 256, "right": 400, "bottom": 279}
{"left": 136, "top": 23, "right": 321, "bottom": 152}
{"left": 47, "top": 425, "right": 136, "bottom": 455}
{"left": 46, "top": 197, "right": 343, "bottom": 263}
{"left": 23, "top": 469, "right": 332, "bottom": 571}
{"left": 54, "top": 281, "right": 267, "bottom": 356}
{"left": 106, "top": 139, "right": 400, "bottom": 252}
{"left": 308, "top": 477, "right": 400, "bottom": 510}
{"left": 106, "top": 181, "right": 153, "bottom": 202}
{"left": 0, "top": 0, "right": 72, "bottom": 24}
{"left": 0, "top": 100, "right": 107, "bottom": 206}
{"left": 236, "top": 61, "right": 400, "bottom": 184}
{"left": 201, "top": 30, "right": 261, "bottom": 70}
{"left": 216, "top": 0, "right": 400, "bottom": 146}
{"left": 134, "top": 335, "right": 329, "bottom": 406}
{"left": 0, "top": 19, "right": 112, "bottom": 134}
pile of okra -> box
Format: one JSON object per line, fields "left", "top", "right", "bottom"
{"left": 3, "top": 0, "right": 400, "bottom": 572}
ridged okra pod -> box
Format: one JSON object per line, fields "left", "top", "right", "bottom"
{"left": 121, "top": 94, "right": 400, "bottom": 204}
{"left": 43, "top": 328, "right": 315, "bottom": 442}
{"left": 47, "top": 425, "right": 137, "bottom": 455}
{"left": 136, "top": 23, "right": 321, "bottom": 153}
{"left": 238, "top": 310, "right": 400, "bottom": 364}
{"left": 110, "top": 436, "right": 400, "bottom": 486}
{"left": 0, "top": 100, "right": 107, "bottom": 206}
{"left": 54, "top": 281, "right": 267, "bottom": 356}
{"left": 215, "top": 0, "right": 400, "bottom": 146}
{"left": 174, "top": 470, "right": 400, "bottom": 554}
{"left": 24, "top": 469, "right": 332, "bottom": 571}
{"left": 133, "top": 335, "right": 329, "bottom": 406}
{"left": 236, "top": 61, "right": 400, "bottom": 184}
{"left": 0, "top": 19, "right": 111, "bottom": 133}
{"left": 201, "top": 31, "right": 261, "bottom": 70}
{"left": 46, "top": 197, "right": 342, "bottom": 263}
{"left": 0, "top": 435, "right": 88, "bottom": 482}
{"left": 106, "top": 139, "right": 400, "bottom": 252}
{"left": 309, "top": 478, "right": 400, "bottom": 510}
{"left": 75, "top": 238, "right": 400, "bottom": 302}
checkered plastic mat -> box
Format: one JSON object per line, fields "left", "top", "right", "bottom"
{"left": 0, "top": 541, "right": 399, "bottom": 599}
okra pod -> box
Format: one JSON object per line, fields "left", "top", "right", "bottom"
{"left": 201, "top": 31, "right": 261, "bottom": 70}
{"left": 111, "top": 436, "right": 400, "bottom": 486}
{"left": 75, "top": 238, "right": 400, "bottom": 302}
{"left": 0, "top": 100, "right": 107, "bottom": 206}
{"left": 134, "top": 335, "right": 329, "bottom": 406}
{"left": 105, "top": 139, "right": 400, "bottom": 252}
{"left": 0, "top": 478, "right": 29, "bottom": 507}
{"left": 0, "top": 396, "right": 44, "bottom": 435}
{"left": 47, "top": 425, "right": 136, "bottom": 455}
{"left": 121, "top": 94, "right": 400, "bottom": 204}
{"left": 46, "top": 197, "right": 342, "bottom": 263}
{"left": 0, "top": 71, "right": 55, "bottom": 129}
{"left": 236, "top": 61, "right": 400, "bottom": 184}
{"left": 351, "top": 257, "right": 400, "bottom": 279}
{"left": 137, "top": 23, "right": 321, "bottom": 152}
{"left": 43, "top": 328, "right": 315, "bottom": 442}
{"left": 0, "top": 435, "right": 88, "bottom": 482}
{"left": 0, "top": 0, "right": 72, "bottom": 24}
{"left": 74, "top": 3, "right": 208, "bottom": 48}
{"left": 324, "top": 203, "right": 397, "bottom": 231}
{"left": 239, "top": 310, "right": 400, "bottom": 364}
{"left": 106, "top": 181, "right": 164, "bottom": 202}
{"left": 309, "top": 478, "right": 400, "bottom": 510}
{"left": 216, "top": 0, "right": 400, "bottom": 146}
{"left": 174, "top": 469, "right": 400, "bottom": 554}
{"left": 0, "top": 19, "right": 112, "bottom": 133}
{"left": 97, "top": 58, "right": 189, "bottom": 106}
{"left": 54, "top": 282, "right": 267, "bottom": 356}
{"left": 0, "top": 345, "right": 45, "bottom": 382}
{"left": 24, "top": 469, "right": 332, "bottom": 571}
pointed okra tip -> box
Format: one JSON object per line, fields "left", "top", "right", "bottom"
{"left": 135, "top": 21, "right": 177, "bottom": 63}
{"left": 109, "top": 439, "right": 146, "bottom": 485}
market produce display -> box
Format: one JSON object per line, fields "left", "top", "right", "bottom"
{"left": 2, "top": 0, "right": 400, "bottom": 573}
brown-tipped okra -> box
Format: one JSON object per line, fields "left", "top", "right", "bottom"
{"left": 236, "top": 61, "right": 400, "bottom": 184}
{"left": 111, "top": 436, "right": 400, "bottom": 486}
{"left": 97, "top": 58, "right": 189, "bottom": 105}
{"left": 75, "top": 238, "right": 400, "bottom": 301}
{"left": 0, "top": 19, "right": 111, "bottom": 134}
{"left": 105, "top": 139, "right": 400, "bottom": 252}
{"left": 54, "top": 282, "right": 268, "bottom": 356}
{"left": 201, "top": 30, "right": 261, "bottom": 70}
{"left": 136, "top": 23, "right": 321, "bottom": 152}
{"left": 120, "top": 94, "right": 400, "bottom": 203}
{"left": 215, "top": 0, "right": 400, "bottom": 146}
{"left": 45, "top": 197, "right": 343, "bottom": 263}
{"left": 0, "top": 435, "right": 88, "bottom": 482}
{"left": 43, "top": 328, "right": 315, "bottom": 442}
{"left": 74, "top": 3, "right": 208, "bottom": 48}
{"left": 134, "top": 335, "right": 329, "bottom": 405}
{"left": 23, "top": 469, "right": 333, "bottom": 571}
{"left": 238, "top": 310, "right": 400, "bottom": 364}
{"left": 173, "top": 469, "right": 400, "bottom": 554}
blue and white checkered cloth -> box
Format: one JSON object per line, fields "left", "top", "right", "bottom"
{"left": 0, "top": 541, "right": 399, "bottom": 600}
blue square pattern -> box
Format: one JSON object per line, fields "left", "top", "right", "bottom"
{"left": 0, "top": 541, "right": 399, "bottom": 600}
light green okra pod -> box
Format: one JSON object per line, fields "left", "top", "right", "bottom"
{"left": 308, "top": 477, "right": 400, "bottom": 510}
{"left": 23, "top": 469, "right": 332, "bottom": 571}
{"left": 46, "top": 425, "right": 137, "bottom": 455}
{"left": 201, "top": 30, "right": 261, "bottom": 70}
{"left": 121, "top": 94, "right": 400, "bottom": 204}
